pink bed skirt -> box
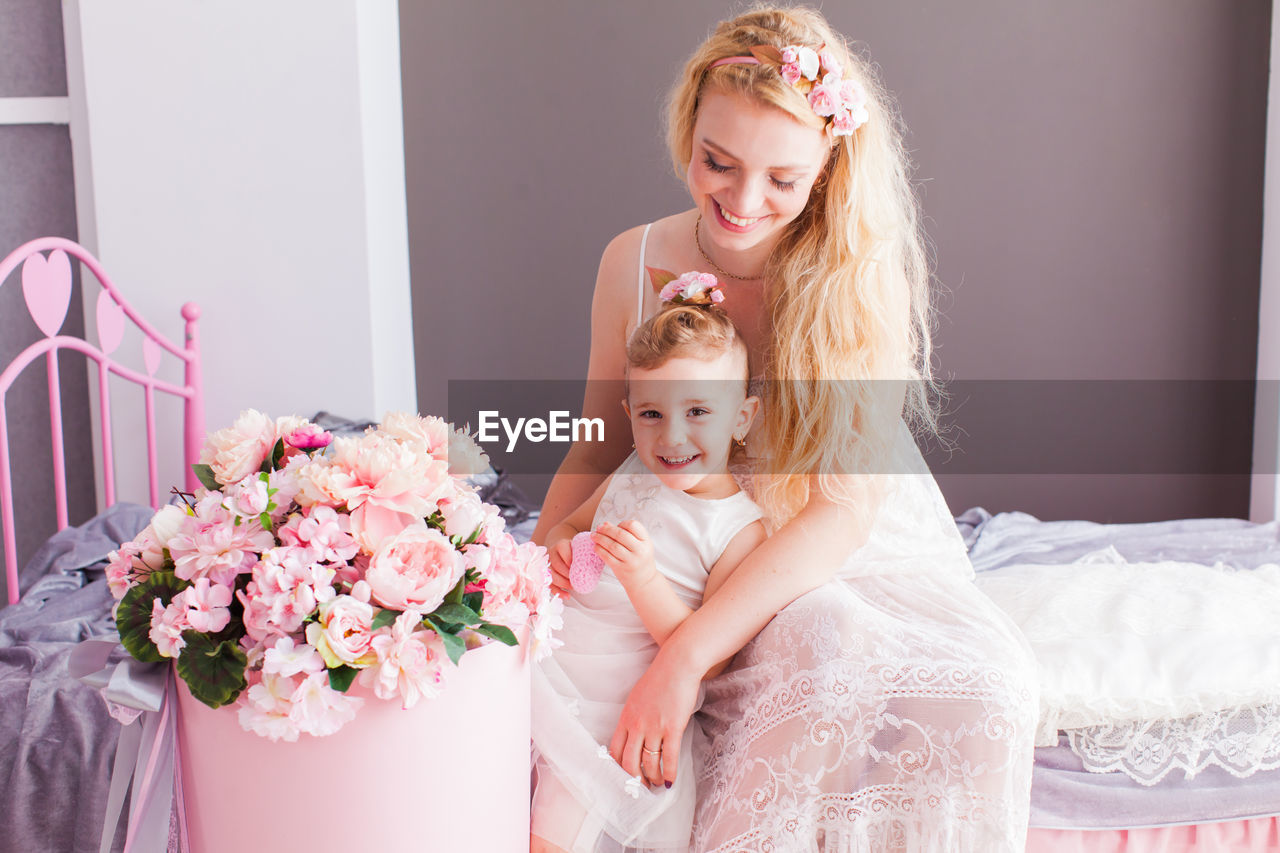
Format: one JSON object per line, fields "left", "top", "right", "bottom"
{"left": 1026, "top": 817, "right": 1280, "bottom": 852}
{"left": 176, "top": 637, "right": 531, "bottom": 853}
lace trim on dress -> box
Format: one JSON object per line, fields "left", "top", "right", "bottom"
{"left": 1065, "top": 703, "right": 1280, "bottom": 787}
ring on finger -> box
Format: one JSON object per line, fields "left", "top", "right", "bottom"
{"left": 642, "top": 745, "right": 662, "bottom": 757}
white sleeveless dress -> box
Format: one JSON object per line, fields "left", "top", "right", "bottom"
{"left": 625, "top": 223, "right": 1039, "bottom": 852}
{"left": 531, "top": 451, "right": 764, "bottom": 851}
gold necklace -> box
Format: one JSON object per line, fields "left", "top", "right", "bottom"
{"left": 695, "top": 214, "right": 763, "bottom": 281}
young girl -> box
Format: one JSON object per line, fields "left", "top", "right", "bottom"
{"left": 530, "top": 274, "right": 767, "bottom": 853}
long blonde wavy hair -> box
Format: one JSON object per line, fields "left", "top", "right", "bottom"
{"left": 664, "top": 5, "right": 935, "bottom": 527}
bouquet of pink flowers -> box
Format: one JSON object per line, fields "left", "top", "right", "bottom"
{"left": 106, "top": 410, "right": 561, "bottom": 741}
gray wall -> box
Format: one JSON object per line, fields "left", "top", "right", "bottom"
{"left": 1, "top": 0, "right": 94, "bottom": 602}
{"left": 401, "top": 1, "right": 1269, "bottom": 522}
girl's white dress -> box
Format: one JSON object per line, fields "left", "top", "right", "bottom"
{"left": 531, "top": 450, "right": 764, "bottom": 852}
{"left": 598, "top": 223, "right": 1037, "bottom": 852}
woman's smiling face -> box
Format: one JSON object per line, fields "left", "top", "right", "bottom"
{"left": 686, "top": 88, "right": 831, "bottom": 259}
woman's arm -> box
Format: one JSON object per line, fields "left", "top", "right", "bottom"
{"left": 531, "top": 227, "right": 647, "bottom": 546}
{"left": 608, "top": 482, "right": 872, "bottom": 787}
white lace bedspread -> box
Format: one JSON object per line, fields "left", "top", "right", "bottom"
{"left": 1064, "top": 703, "right": 1280, "bottom": 786}
{"left": 974, "top": 550, "right": 1280, "bottom": 749}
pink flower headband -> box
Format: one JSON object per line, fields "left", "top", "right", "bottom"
{"left": 710, "top": 44, "right": 869, "bottom": 138}
{"left": 647, "top": 268, "right": 726, "bottom": 307}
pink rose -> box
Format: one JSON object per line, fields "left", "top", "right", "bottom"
{"left": 780, "top": 62, "right": 802, "bottom": 86}
{"left": 199, "top": 409, "right": 277, "bottom": 485}
{"left": 305, "top": 594, "right": 376, "bottom": 667}
{"left": 839, "top": 78, "right": 867, "bottom": 109}
{"left": 808, "top": 77, "right": 842, "bottom": 117}
{"left": 364, "top": 523, "right": 464, "bottom": 612}
{"left": 233, "top": 475, "right": 270, "bottom": 516}
{"left": 362, "top": 610, "right": 450, "bottom": 708}
{"left": 781, "top": 46, "right": 799, "bottom": 64}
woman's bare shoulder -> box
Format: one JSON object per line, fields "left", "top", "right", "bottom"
{"left": 594, "top": 211, "right": 697, "bottom": 303}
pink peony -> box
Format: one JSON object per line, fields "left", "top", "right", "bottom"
{"left": 362, "top": 610, "right": 450, "bottom": 708}
{"left": 379, "top": 411, "right": 452, "bottom": 461}
{"left": 177, "top": 578, "right": 233, "bottom": 633}
{"left": 199, "top": 409, "right": 277, "bottom": 486}
{"left": 305, "top": 594, "right": 377, "bottom": 667}
{"left": 364, "top": 522, "right": 464, "bottom": 612}
{"left": 478, "top": 532, "right": 552, "bottom": 629}
{"left": 284, "top": 423, "right": 332, "bottom": 451}
{"left": 438, "top": 489, "right": 490, "bottom": 541}
{"left": 448, "top": 425, "right": 490, "bottom": 476}
{"left": 149, "top": 598, "right": 189, "bottom": 658}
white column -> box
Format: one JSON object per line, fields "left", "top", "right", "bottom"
{"left": 66, "top": 0, "right": 416, "bottom": 505}
{"left": 1252, "top": 10, "right": 1280, "bottom": 522}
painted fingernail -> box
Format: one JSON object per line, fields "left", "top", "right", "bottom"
{"left": 665, "top": 781, "right": 673, "bottom": 789}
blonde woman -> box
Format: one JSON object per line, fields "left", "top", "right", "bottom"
{"left": 531, "top": 6, "right": 1037, "bottom": 851}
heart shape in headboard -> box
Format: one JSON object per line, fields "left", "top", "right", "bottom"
{"left": 21, "top": 249, "right": 72, "bottom": 338}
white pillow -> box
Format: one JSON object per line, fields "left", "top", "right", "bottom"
{"left": 974, "top": 549, "right": 1280, "bottom": 747}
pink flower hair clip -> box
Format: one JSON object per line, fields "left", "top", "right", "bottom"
{"left": 646, "top": 267, "right": 726, "bottom": 307}
{"left": 710, "top": 44, "right": 869, "bottom": 138}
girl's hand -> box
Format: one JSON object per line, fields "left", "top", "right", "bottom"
{"left": 609, "top": 645, "right": 701, "bottom": 788}
{"left": 592, "top": 520, "right": 656, "bottom": 588}
{"left": 547, "top": 538, "right": 573, "bottom": 598}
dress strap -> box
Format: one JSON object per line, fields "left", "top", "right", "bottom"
{"left": 636, "top": 222, "right": 653, "bottom": 331}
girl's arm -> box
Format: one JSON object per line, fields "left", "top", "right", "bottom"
{"left": 593, "top": 517, "right": 767, "bottom": 654}
{"left": 532, "top": 227, "right": 646, "bottom": 546}
{"left": 608, "top": 482, "right": 872, "bottom": 786}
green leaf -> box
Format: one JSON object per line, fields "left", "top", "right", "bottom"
{"left": 426, "top": 617, "right": 467, "bottom": 665}
{"left": 176, "top": 632, "right": 248, "bottom": 708}
{"left": 259, "top": 511, "right": 272, "bottom": 531}
{"left": 192, "top": 464, "right": 220, "bottom": 491}
{"left": 474, "top": 622, "right": 518, "bottom": 646}
{"left": 432, "top": 602, "right": 480, "bottom": 626}
{"left": 371, "top": 608, "right": 400, "bottom": 631}
{"left": 462, "top": 526, "right": 481, "bottom": 546}
{"left": 116, "top": 572, "right": 191, "bottom": 663}
{"left": 260, "top": 438, "right": 285, "bottom": 473}
{"left": 327, "top": 665, "right": 358, "bottom": 693}
{"left": 444, "top": 576, "right": 465, "bottom": 606}
{"left": 462, "top": 591, "right": 484, "bottom": 613}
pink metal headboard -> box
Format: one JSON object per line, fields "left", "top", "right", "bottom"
{"left": 0, "top": 237, "right": 204, "bottom": 605}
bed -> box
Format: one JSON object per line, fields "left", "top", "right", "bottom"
{"left": 2, "top": 237, "right": 1279, "bottom": 851}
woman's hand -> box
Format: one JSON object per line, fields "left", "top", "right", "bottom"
{"left": 592, "top": 520, "right": 657, "bottom": 588}
{"left": 608, "top": 644, "right": 702, "bottom": 789}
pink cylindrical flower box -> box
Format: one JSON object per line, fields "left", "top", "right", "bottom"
{"left": 176, "top": 637, "right": 531, "bottom": 853}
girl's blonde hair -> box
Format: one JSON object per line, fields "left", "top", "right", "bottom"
{"left": 625, "top": 302, "right": 750, "bottom": 383}
{"left": 664, "top": 5, "right": 935, "bottom": 526}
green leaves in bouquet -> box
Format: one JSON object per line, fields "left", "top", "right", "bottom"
{"left": 176, "top": 632, "right": 248, "bottom": 709}
{"left": 328, "top": 664, "right": 358, "bottom": 693}
{"left": 117, "top": 572, "right": 191, "bottom": 663}
{"left": 191, "top": 464, "right": 220, "bottom": 492}
{"left": 260, "top": 438, "right": 286, "bottom": 474}
{"left": 371, "top": 608, "right": 399, "bottom": 631}
{"left": 474, "top": 623, "right": 518, "bottom": 647}
{"left": 425, "top": 616, "right": 467, "bottom": 665}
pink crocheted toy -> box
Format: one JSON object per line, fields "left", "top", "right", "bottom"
{"left": 569, "top": 530, "right": 605, "bottom": 593}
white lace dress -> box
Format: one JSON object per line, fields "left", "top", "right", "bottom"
{"left": 625, "top": 223, "right": 1040, "bottom": 852}
{"left": 532, "top": 451, "right": 764, "bottom": 852}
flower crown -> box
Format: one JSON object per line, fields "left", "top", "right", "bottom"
{"left": 709, "top": 44, "right": 869, "bottom": 138}
{"left": 647, "top": 268, "right": 725, "bottom": 306}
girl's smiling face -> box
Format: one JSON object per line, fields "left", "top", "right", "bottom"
{"left": 624, "top": 349, "right": 759, "bottom": 498}
{"left": 686, "top": 89, "right": 831, "bottom": 264}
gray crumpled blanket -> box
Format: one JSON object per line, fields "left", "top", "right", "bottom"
{"left": 0, "top": 502, "right": 152, "bottom": 853}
